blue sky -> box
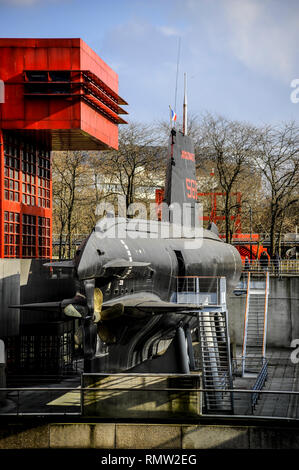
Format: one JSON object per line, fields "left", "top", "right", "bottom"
{"left": 0, "top": 0, "right": 298, "bottom": 126}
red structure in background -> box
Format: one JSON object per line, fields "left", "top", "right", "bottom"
{"left": 235, "top": 239, "right": 269, "bottom": 262}
{"left": 0, "top": 38, "right": 127, "bottom": 259}
{"left": 155, "top": 188, "right": 164, "bottom": 221}
{"left": 155, "top": 188, "right": 269, "bottom": 261}
{"left": 156, "top": 188, "right": 242, "bottom": 230}
{"left": 197, "top": 191, "right": 242, "bottom": 233}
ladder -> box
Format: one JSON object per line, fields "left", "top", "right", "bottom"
{"left": 242, "top": 271, "right": 269, "bottom": 375}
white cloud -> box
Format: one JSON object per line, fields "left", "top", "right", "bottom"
{"left": 158, "top": 26, "right": 181, "bottom": 37}
{"left": 222, "top": 0, "right": 299, "bottom": 82}
{"left": 94, "top": 0, "right": 299, "bottom": 123}
{"left": 166, "top": 0, "right": 298, "bottom": 83}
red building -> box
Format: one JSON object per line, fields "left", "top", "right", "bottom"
{"left": 0, "top": 38, "right": 127, "bottom": 259}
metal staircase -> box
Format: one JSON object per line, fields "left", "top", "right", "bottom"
{"left": 242, "top": 271, "right": 269, "bottom": 375}
{"left": 197, "top": 309, "right": 234, "bottom": 413}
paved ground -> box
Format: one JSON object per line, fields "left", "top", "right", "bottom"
{"left": 233, "top": 347, "right": 299, "bottom": 418}
{"left": 0, "top": 375, "right": 81, "bottom": 415}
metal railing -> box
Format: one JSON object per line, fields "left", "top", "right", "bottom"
{"left": 242, "top": 259, "right": 299, "bottom": 275}
{"left": 223, "top": 232, "right": 299, "bottom": 245}
{"left": 0, "top": 387, "right": 82, "bottom": 416}
{"left": 176, "top": 276, "right": 226, "bottom": 306}
{"left": 1, "top": 384, "right": 299, "bottom": 419}
{"left": 251, "top": 359, "right": 268, "bottom": 411}
{"left": 241, "top": 271, "right": 269, "bottom": 376}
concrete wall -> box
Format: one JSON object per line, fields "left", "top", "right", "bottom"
{"left": 228, "top": 277, "right": 299, "bottom": 348}
{"left": 0, "top": 421, "right": 299, "bottom": 449}
{"left": 82, "top": 374, "right": 201, "bottom": 420}
{"left": 0, "top": 260, "right": 21, "bottom": 337}
{"left": 0, "top": 259, "right": 75, "bottom": 337}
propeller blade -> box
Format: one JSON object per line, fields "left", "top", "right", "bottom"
{"left": 101, "top": 303, "right": 124, "bottom": 321}
{"left": 74, "top": 326, "right": 83, "bottom": 345}
{"left": 93, "top": 288, "right": 103, "bottom": 323}
{"left": 97, "top": 323, "right": 116, "bottom": 344}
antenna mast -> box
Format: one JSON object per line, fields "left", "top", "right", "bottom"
{"left": 174, "top": 37, "right": 181, "bottom": 117}
{"left": 183, "top": 72, "right": 187, "bottom": 135}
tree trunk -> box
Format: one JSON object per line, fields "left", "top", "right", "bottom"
{"left": 224, "top": 196, "right": 231, "bottom": 243}
{"left": 67, "top": 214, "right": 72, "bottom": 259}
{"left": 269, "top": 211, "right": 277, "bottom": 258}
{"left": 59, "top": 232, "right": 63, "bottom": 259}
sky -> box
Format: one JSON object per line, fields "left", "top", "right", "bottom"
{"left": 0, "top": 0, "right": 298, "bottom": 126}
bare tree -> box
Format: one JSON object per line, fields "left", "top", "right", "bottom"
{"left": 99, "top": 122, "right": 165, "bottom": 211}
{"left": 253, "top": 122, "right": 299, "bottom": 256}
{"left": 51, "top": 118, "right": 298, "bottom": 259}
{"left": 197, "top": 113, "right": 256, "bottom": 243}
{"left": 52, "top": 151, "right": 90, "bottom": 258}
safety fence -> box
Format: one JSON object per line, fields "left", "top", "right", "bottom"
{"left": 241, "top": 259, "right": 299, "bottom": 275}
{"left": 176, "top": 276, "right": 226, "bottom": 306}
{"left": 0, "top": 384, "right": 299, "bottom": 419}
{"left": 251, "top": 359, "right": 268, "bottom": 412}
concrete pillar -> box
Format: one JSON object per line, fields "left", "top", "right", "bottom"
{"left": 0, "top": 339, "right": 6, "bottom": 402}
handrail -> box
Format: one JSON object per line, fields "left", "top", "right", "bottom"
{"left": 1, "top": 386, "right": 299, "bottom": 394}
{"left": 1, "top": 385, "right": 299, "bottom": 417}
{"left": 241, "top": 271, "right": 269, "bottom": 376}
{"left": 241, "top": 259, "right": 299, "bottom": 275}
{"left": 262, "top": 272, "right": 269, "bottom": 358}
{"left": 251, "top": 359, "right": 268, "bottom": 411}
{"left": 241, "top": 272, "right": 250, "bottom": 376}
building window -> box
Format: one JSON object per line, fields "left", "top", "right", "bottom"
{"left": 4, "top": 140, "right": 20, "bottom": 203}
{"left": 38, "top": 149, "right": 51, "bottom": 208}
{"left": 38, "top": 150, "right": 51, "bottom": 179}
{"left": 22, "top": 214, "right": 36, "bottom": 258}
{"left": 38, "top": 216, "right": 51, "bottom": 258}
{"left": 24, "top": 70, "right": 71, "bottom": 95}
{"left": 22, "top": 173, "right": 36, "bottom": 206}
{"left": 2, "top": 132, "right": 51, "bottom": 259}
{"left": 4, "top": 211, "right": 20, "bottom": 258}
{"left": 22, "top": 144, "right": 36, "bottom": 175}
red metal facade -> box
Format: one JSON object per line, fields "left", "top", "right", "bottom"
{"left": 0, "top": 38, "right": 127, "bottom": 258}
{"left": 0, "top": 129, "right": 52, "bottom": 258}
